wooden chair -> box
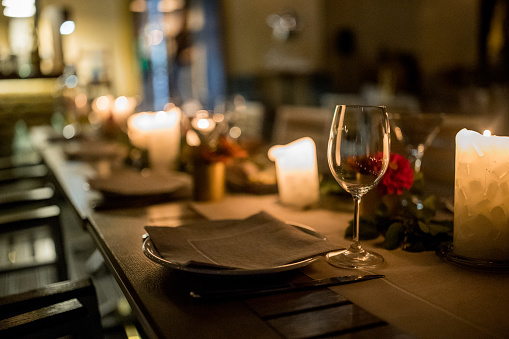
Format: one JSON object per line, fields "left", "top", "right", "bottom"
{"left": 0, "top": 203, "right": 68, "bottom": 282}
{"left": 0, "top": 157, "right": 69, "bottom": 286}
{"left": 0, "top": 278, "right": 103, "bottom": 338}
{"left": 0, "top": 151, "right": 42, "bottom": 170}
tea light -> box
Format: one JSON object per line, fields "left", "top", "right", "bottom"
{"left": 268, "top": 137, "right": 320, "bottom": 209}
{"left": 127, "top": 108, "right": 181, "bottom": 171}
{"left": 454, "top": 128, "right": 509, "bottom": 261}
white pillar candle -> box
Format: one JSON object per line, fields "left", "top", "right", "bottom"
{"left": 127, "top": 108, "right": 181, "bottom": 171}
{"left": 268, "top": 137, "right": 320, "bottom": 209}
{"left": 454, "top": 128, "right": 509, "bottom": 261}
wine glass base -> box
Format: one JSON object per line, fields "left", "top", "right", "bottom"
{"left": 326, "top": 248, "right": 384, "bottom": 269}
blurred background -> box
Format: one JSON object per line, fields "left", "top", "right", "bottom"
{"left": 1, "top": 0, "right": 508, "bottom": 143}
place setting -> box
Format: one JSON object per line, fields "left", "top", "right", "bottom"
{"left": 142, "top": 210, "right": 385, "bottom": 300}
{"left": 138, "top": 105, "right": 393, "bottom": 304}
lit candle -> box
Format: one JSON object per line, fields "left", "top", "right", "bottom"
{"left": 127, "top": 107, "right": 181, "bottom": 171}
{"left": 454, "top": 128, "right": 509, "bottom": 261}
{"left": 268, "top": 137, "right": 320, "bottom": 209}
{"left": 92, "top": 95, "right": 114, "bottom": 121}
{"left": 191, "top": 110, "right": 216, "bottom": 134}
{"left": 111, "top": 96, "right": 137, "bottom": 126}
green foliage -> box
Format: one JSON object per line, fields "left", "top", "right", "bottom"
{"left": 345, "top": 193, "right": 453, "bottom": 252}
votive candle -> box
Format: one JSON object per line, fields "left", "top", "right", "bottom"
{"left": 268, "top": 137, "right": 320, "bottom": 209}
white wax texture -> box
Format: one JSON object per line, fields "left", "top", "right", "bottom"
{"left": 454, "top": 128, "right": 509, "bottom": 261}
{"left": 268, "top": 137, "right": 320, "bottom": 209}
{"left": 127, "top": 109, "right": 181, "bottom": 171}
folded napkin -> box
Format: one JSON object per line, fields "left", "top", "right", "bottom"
{"left": 145, "top": 212, "right": 343, "bottom": 270}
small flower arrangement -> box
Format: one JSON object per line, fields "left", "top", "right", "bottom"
{"left": 197, "top": 134, "right": 247, "bottom": 164}
{"left": 378, "top": 153, "right": 414, "bottom": 196}
{"left": 344, "top": 152, "right": 453, "bottom": 252}
{"left": 186, "top": 110, "right": 247, "bottom": 165}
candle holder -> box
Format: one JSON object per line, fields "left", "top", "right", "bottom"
{"left": 186, "top": 110, "right": 247, "bottom": 201}
{"left": 192, "top": 161, "right": 225, "bottom": 201}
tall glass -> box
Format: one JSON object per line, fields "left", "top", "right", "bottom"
{"left": 327, "top": 105, "right": 390, "bottom": 268}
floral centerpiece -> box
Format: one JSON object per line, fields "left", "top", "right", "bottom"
{"left": 343, "top": 152, "right": 453, "bottom": 252}
{"left": 185, "top": 110, "right": 247, "bottom": 201}
{"left": 185, "top": 110, "right": 247, "bottom": 164}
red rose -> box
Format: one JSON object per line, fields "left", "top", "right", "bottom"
{"left": 378, "top": 153, "right": 414, "bottom": 195}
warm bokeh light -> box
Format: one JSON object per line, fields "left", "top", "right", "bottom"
{"left": 229, "top": 126, "right": 242, "bottom": 139}
{"left": 3, "top": 0, "right": 36, "bottom": 17}
{"left": 75, "top": 93, "right": 88, "bottom": 109}
{"left": 96, "top": 96, "right": 111, "bottom": 111}
{"left": 115, "top": 96, "right": 129, "bottom": 110}
{"left": 483, "top": 130, "right": 492, "bottom": 136}
{"left": 212, "top": 113, "right": 224, "bottom": 123}
{"left": 196, "top": 118, "right": 210, "bottom": 130}
{"left": 60, "top": 20, "right": 75, "bottom": 35}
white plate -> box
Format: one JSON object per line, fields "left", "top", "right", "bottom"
{"left": 142, "top": 224, "right": 325, "bottom": 276}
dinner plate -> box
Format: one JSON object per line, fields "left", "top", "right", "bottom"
{"left": 142, "top": 224, "right": 325, "bottom": 276}
{"left": 89, "top": 169, "right": 191, "bottom": 196}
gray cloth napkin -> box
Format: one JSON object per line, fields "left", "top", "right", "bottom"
{"left": 145, "top": 211, "right": 343, "bottom": 270}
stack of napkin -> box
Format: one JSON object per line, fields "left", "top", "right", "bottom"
{"left": 145, "top": 212, "right": 343, "bottom": 270}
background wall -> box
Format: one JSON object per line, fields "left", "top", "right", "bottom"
{"left": 221, "top": 0, "right": 480, "bottom": 104}
{"left": 0, "top": 1, "right": 483, "bottom": 108}
{"left": 39, "top": 0, "right": 141, "bottom": 97}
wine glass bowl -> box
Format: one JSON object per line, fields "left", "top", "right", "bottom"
{"left": 327, "top": 105, "right": 390, "bottom": 268}
{"left": 389, "top": 112, "right": 444, "bottom": 210}
{"left": 389, "top": 113, "right": 444, "bottom": 174}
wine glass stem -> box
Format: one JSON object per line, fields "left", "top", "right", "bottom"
{"left": 352, "top": 196, "right": 361, "bottom": 249}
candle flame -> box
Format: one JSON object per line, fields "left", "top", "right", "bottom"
{"left": 96, "top": 96, "right": 110, "bottom": 110}
{"left": 115, "top": 96, "right": 128, "bottom": 110}
{"left": 197, "top": 118, "right": 210, "bottom": 130}
{"left": 483, "top": 130, "right": 491, "bottom": 136}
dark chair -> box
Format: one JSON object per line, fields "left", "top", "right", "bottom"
{"left": 0, "top": 151, "right": 42, "bottom": 170}
{"left": 0, "top": 156, "right": 68, "bottom": 286}
{"left": 0, "top": 278, "right": 103, "bottom": 338}
{"left": 0, "top": 203, "right": 68, "bottom": 282}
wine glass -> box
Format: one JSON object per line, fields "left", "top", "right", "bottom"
{"left": 389, "top": 112, "right": 444, "bottom": 209}
{"left": 327, "top": 105, "right": 390, "bottom": 268}
{"left": 389, "top": 112, "right": 443, "bottom": 174}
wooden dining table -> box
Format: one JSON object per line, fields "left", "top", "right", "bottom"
{"left": 31, "top": 127, "right": 509, "bottom": 339}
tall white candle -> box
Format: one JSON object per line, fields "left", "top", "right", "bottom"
{"left": 127, "top": 108, "right": 181, "bottom": 171}
{"left": 268, "top": 137, "right": 320, "bottom": 209}
{"left": 454, "top": 128, "right": 509, "bottom": 261}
